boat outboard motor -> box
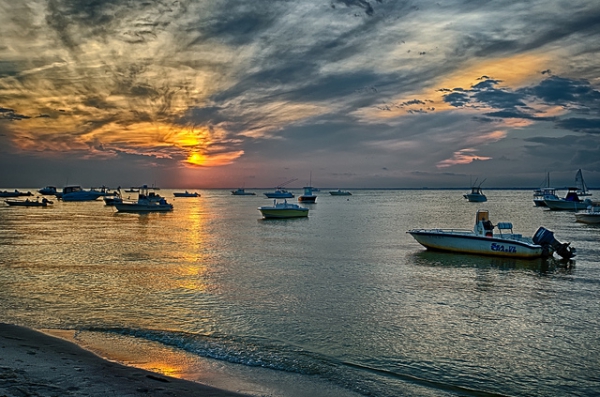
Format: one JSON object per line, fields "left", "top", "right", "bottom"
{"left": 533, "top": 227, "right": 576, "bottom": 259}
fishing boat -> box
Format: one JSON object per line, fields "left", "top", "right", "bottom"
{"left": 59, "top": 185, "right": 107, "bottom": 201}
{"left": 115, "top": 186, "right": 173, "bottom": 213}
{"left": 173, "top": 191, "right": 200, "bottom": 197}
{"left": 544, "top": 188, "right": 592, "bottom": 211}
{"left": 464, "top": 179, "right": 487, "bottom": 202}
{"left": 264, "top": 178, "right": 297, "bottom": 198}
{"left": 264, "top": 189, "right": 294, "bottom": 198}
{"left": 0, "top": 189, "right": 33, "bottom": 197}
{"left": 329, "top": 189, "right": 352, "bottom": 196}
{"left": 575, "top": 202, "right": 600, "bottom": 224}
{"left": 231, "top": 188, "right": 256, "bottom": 195}
{"left": 407, "top": 210, "right": 575, "bottom": 259}
{"left": 298, "top": 186, "right": 317, "bottom": 203}
{"left": 5, "top": 197, "right": 53, "bottom": 207}
{"left": 38, "top": 186, "right": 57, "bottom": 195}
{"left": 258, "top": 199, "right": 309, "bottom": 219}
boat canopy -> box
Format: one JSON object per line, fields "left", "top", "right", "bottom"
{"left": 476, "top": 210, "right": 489, "bottom": 222}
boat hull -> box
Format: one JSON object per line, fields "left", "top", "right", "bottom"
{"left": 231, "top": 189, "right": 255, "bottom": 195}
{"left": 115, "top": 203, "right": 173, "bottom": 212}
{"left": 298, "top": 196, "right": 317, "bottom": 203}
{"left": 264, "top": 193, "right": 294, "bottom": 198}
{"left": 259, "top": 209, "right": 308, "bottom": 218}
{"left": 464, "top": 194, "right": 487, "bottom": 202}
{"left": 5, "top": 200, "right": 49, "bottom": 207}
{"left": 575, "top": 213, "right": 600, "bottom": 224}
{"left": 408, "top": 230, "right": 544, "bottom": 259}
{"left": 544, "top": 199, "right": 589, "bottom": 211}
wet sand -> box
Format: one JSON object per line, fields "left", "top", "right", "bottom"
{"left": 0, "top": 323, "right": 249, "bottom": 397}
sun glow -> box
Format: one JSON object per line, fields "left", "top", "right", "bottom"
{"left": 187, "top": 152, "right": 206, "bottom": 166}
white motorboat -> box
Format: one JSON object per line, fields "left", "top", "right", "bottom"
{"left": 464, "top": 187, "right": 487, "bottom": 202}
{"left": 115, "top": 186, "right": 173, "bottom": 212}
{"left": 173, "top": 191, "right": 200, "bottom": 197}
{"left": 5, "top": 197, "right": 53, "bottom": 207}
{"left": 258, "top": 200, "right": 308, "bottom": 219}
{"left": 0, "top": 189, "right": 32, "bottom": 197}
{"left": 59, "top": 185, "right": 106, "bottom": 201}
{"left": 329, "top": 189, "right": 351, "bottom": 196}
{"left": 544, "top": 188, "right": 592, "bottom": 211}
{"left": 38, "top": 186, "right": 57, "bottom": 195}
{"left": 264, "top": 178, "right": 297, "bottom": 198}
{"left": 231, "top": 188, "right": 255, "bottom": 196}
{"left": 408, "top": 210, "right": 575, "bottom": 259}
{"left": 532, "top": 173, "right": 556, "bottom": 207}
{"left": 298, "top": 186, "right": 317, "bottom": 203}
{"left": 533, "top": 188, "right": 558, "bottom": 207}
{"left": 575, "top": 202, "right": 600, "bottom": 224}
{"left": 264, "top": 189, "right": 294, "bottom": 198}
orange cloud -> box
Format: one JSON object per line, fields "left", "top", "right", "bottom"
{"left": 436, "top": 148, "right": 492, "bottom": 168}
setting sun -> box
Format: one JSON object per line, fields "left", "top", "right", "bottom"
{"left": 186, "top": 152, "right": 206, "bottom": 166}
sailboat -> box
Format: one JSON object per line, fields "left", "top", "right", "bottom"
{"left": 575, "top": 169, "right": 592, "bottom": 197}
{"left": 533, "top": 172, "right": 557, "bottom": 207}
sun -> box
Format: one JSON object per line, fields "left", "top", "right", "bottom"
{"left": 186, "top": 152, "right": 206, "bottom": 166}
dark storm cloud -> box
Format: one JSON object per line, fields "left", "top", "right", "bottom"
{"left": 520, "top": 76, "right": 600, "bottom": 109}
{"left": 0, "top": 108, "right": 30, "bottom": 120}
{"left": 555, "top": 118, "right": 600, "bottom": 134}
{"left": 443, "top": 76, "right": 600, "bottom": 133}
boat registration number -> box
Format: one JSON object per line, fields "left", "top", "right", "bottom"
{"left": 491, "top": 243, "right": 517, "bottom": 253}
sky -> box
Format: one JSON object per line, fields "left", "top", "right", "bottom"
{"left": 1, "top": 0, "right": 600, "bottom": 189}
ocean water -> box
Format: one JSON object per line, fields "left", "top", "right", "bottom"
{"left": 1, "top": 189, "right": 599, "bottom": 396}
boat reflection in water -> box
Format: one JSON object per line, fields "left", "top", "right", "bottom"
{"left": 410, "top": 250, "right": 574, "bottom": 275}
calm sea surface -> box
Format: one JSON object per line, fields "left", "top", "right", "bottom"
{"left": 1, "top": 189, "right": 599, "bottom": 396}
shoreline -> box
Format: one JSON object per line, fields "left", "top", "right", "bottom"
{"left": 0, "top": 323, "right": 249, "bottom": 397}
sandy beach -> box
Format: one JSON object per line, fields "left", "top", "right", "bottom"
{"left": 0, "top": 323, "right": 249, "bottom": 397}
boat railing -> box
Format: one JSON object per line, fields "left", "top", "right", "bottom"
{"left": 410, "top": 228, "right": 473, "bottom": 235}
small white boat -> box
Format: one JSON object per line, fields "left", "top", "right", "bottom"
{"left": 38, "top": 186, "right": 57, "bottom": 195}
{"left": 258, "top": 200, "right": 308, "bottom": 219}
{"left": 264, "top": 178, "right": 297, "bottom": 198}
{"left": 464, "top": 184, "right": 487, "bottom": 202}
{"left": 264, "top": 189, "right": 294, "bottom": 198}
{"left": 59, "top": 185, "right": 107, "bottom": 201}
{"left": 544, "top": 188, "right": 592, "bottom": 211}
{"left": 408, "top": 210, "right": 575, "bottom": 259}
{"left": 0, "top": 189, "right": 33, "bottom": 197}
{"left": 173, "top": 191, "right": 200, "bottom": 197}
{"left": 575, "top": 202, "right": 600, "bottom": 224}
{"left": 231, "top": 188, "right": 255, "bottom": 196}
{"left": 115, "top": 186, "right": 173, "bottom": 212}
{"left": 532, "top": 173, "right": 556, "bottom": 207}
{"left": 533, "top": 188, "right": 558, "bottom": 207}
{"left": 5, "top": 197, "right": 53, "bottom": 207}
{"left": 298, "top": 186, "right": 317, "bottom": 203}
{"left": 329, "top": 189, "right": 351, "bottom": 196}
